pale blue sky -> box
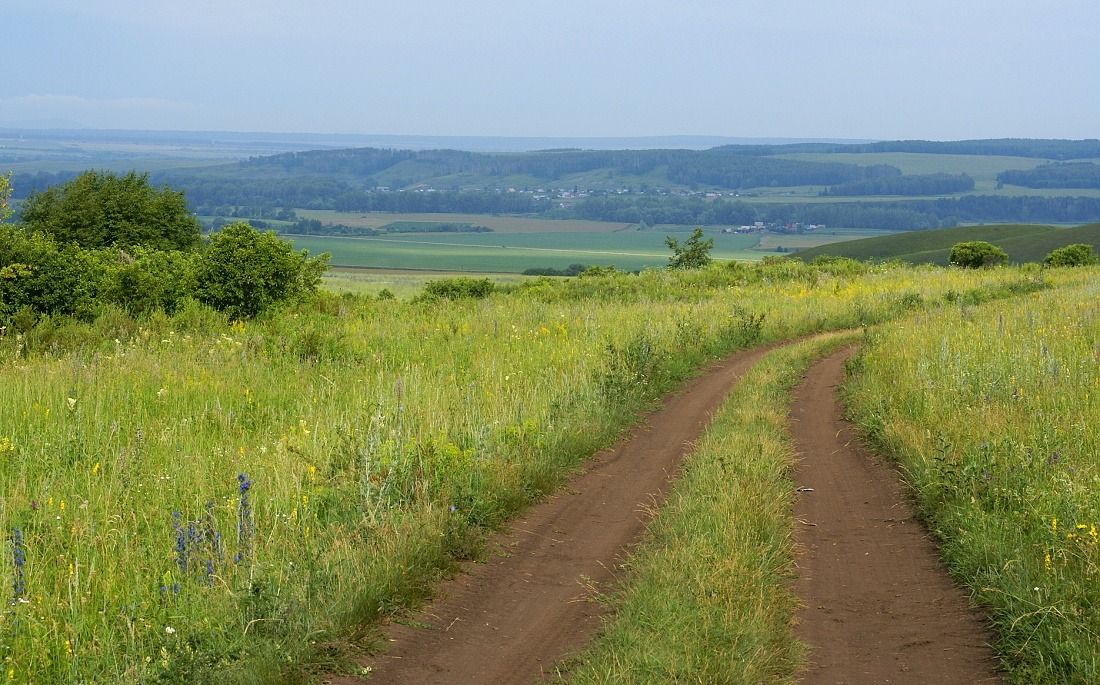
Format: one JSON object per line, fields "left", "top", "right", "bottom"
{"left": 2, "top": 0, "right": 1097, "bottom": 140}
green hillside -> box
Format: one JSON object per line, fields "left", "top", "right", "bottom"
{"left": 793, "top": 222, "right": 1100, "bottom": 265}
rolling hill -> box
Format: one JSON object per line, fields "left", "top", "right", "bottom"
{"left": 793, "top": 222, "right": 1100, "bottom": 265}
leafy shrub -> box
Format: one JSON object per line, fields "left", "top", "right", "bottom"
{"left": 0, "top": 225, "right": 104, "bottom": 323}
{"left": 1043, "top": 243, "right": 1099, "bottom": 267}
{"left": 194, "top": 222, "right": 330, "bottom": 320}
{"left": 417, "top": 277, "right": 495, "bottom": 301}
{"left": 98, "top": 247, "right": 199, "bottom": 316}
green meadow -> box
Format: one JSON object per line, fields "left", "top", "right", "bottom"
{"left": 1, "top": 258, "right": 1064, "bottom": 683}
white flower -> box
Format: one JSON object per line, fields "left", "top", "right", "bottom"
{"left": 165, "top": 626, "right": 176, "bottom": 635}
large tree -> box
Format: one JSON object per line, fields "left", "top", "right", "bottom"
{"left": 19, "top": 170, "right": 201, "bottom": 251}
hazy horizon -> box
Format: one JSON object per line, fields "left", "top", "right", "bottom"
{"left": 3, "top": 1, "right": 1098, "bottom": 141}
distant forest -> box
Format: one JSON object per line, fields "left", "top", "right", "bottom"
{"left": 997, "top": 162, "right": 1100, "bottom": 189}
{"left": 8, "top": 138, "right": 1100, "bottom": 230}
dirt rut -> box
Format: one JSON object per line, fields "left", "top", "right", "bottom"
{"left": 343, "top": 345, "right": 775, "bottom": 684}
{"left": 789, "top": 346, "right": 1004, "bottom": 684}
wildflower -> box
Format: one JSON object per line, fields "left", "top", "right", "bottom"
{"left": 10, "top": 527, "right": 26, "bottom": 602}
{"left": 92, "top": 462, "right": 101, "bottom": 475}
{"left": 173, "top": 512, "right": 187, "bottom": 573}
{"left": 1044, "top": 553, "right": 1052, "bottom": 572}
{"left": 165, "top": 626, "right": 175, "bottom": 635}
{"left": 237, "top": 474, "right": 254, "bottom": 563}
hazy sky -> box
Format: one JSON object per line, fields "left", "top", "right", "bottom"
{"left": 3, "top": 0, "right": 1097, "bottom": 140}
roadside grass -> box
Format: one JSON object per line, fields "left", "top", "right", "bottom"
{"left": 844, "top": 269, "right": 1100, "bottom": 684}
{"left": 0, "top": 262, "right": 1067, "bottom": 682}
{"left": 558, "top": 331, "right": 859, "bottom": 684}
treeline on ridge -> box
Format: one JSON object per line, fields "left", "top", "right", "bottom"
{"left": 235, "top": 146, "right": 903, "bottom": 189}
{"left": 997, "top": 162, "right": 1100, "bottom": 189}
{"left": 566, "top": 194, "right": 1100, "bottom": 230}
{"left": 711, "top": 138, "right": 1100, "bottom": 160}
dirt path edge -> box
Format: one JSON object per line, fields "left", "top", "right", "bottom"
{"left": 327, "top": 343, "right": 778, "bottom": 684}
{"left": 789, "top": 345, "right": 1005, "bottom": 684}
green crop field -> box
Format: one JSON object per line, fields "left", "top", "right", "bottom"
{"left": 295, "top": 210, "right": 633, "bottom": 234}
{"left": 288, "top": 231, "right": 763, "bottom": 272}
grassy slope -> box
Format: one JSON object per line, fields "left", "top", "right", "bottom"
{"left": 794, "top": 223, "right": 1100, "bottom": 265}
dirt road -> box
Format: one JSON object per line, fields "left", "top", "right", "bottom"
{"left": 332, "top": 342, "right": 1006, "bottom": 684}
{"left": 345, "top": 344, "right": 776, "bottom": 684}
{"left": 789, "top": 347, "right": 1004, "bottom": 684}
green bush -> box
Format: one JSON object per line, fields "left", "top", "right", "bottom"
{"left": 1043, "top": 243, "right": 1099, "bottom": 267}
{"left": 417, "top": 277, "right": 495, "bottom": 301}
{"left": 194, "top": 222, "right": 330, "bottom": 320}
{"left": 666, "top": 227, "right": 714, "bottom": 270}
{"left": 0, "top": 225, "right": 104, "bottom": 323}
{"left": 98, "top": 247, "right": 200, "bottom": 316}
{"left": 950, "top": 241, "right": 1008, "bottom": 268}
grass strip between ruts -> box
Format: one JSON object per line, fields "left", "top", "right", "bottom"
{"left": 557, "top": 330, "right": 860, "bottom": 684}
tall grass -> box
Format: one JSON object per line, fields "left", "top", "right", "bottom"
{"left": 560, "top": 332, "right": 858, "bottom": 684}
{"left": 0, "top": 261, "right": 1063, "bottom": 682}
{"left": 844, "top": 267, "right": 1100, "bottom": 684}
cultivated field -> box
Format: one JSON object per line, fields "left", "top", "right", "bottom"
{"left": 286, "top": 231, "right": 764, "bottom": 272}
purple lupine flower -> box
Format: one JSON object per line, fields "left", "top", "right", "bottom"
{"left": 10, "top": 527, "right": 26, "bottom": 603}
{"left": 236, "top": 474, "right": 254, "bottom": 564}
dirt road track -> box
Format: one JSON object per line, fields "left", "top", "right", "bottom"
{"left": 335, "top": 345, "right": 774, "bottom": 684}
{"left": 789, "top": 346, "right": 1004, "bottom": 684}
{"left": 330, "top": 342, "right": 1007, "bottom": 684}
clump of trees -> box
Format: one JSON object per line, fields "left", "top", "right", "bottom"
{"left": 415, "top": 277, "right": 495, "bottom": 302}
{"left": 1, "top": 170, "right": 329, "bottom": 326}
{"left": 950, "top": 241, "right": 1008, "bottom": 269}
{"left": 20, "top": 170, "right": 202, "bottom": 251}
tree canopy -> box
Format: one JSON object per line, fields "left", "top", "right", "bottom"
{"left": 0, "top": 172, "right": 12, "bottom": 223}
{"left": 666, "top": 227, "right": 714, "bottom": 270}
{"left": 950, "top": 241, "right": 1008, "bottom": 268}
{"left": 19, "top": 170, "right": 202, "bottom": 251}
